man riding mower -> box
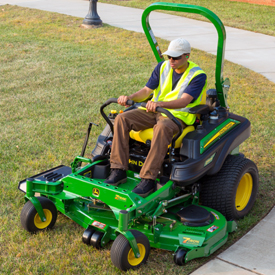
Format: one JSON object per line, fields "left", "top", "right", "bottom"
{"left": 104, "top": 37, "right": 207, "bottom": 198}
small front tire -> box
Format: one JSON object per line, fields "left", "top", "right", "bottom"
{"left": 174, "top": 248, "right": 187, "bottom": 266}
{"left": 90, "top": 231, "right": 104, "bottom": 249}
{"left": 111, "top": 230, "right": 150, "bottom": 271}
{"left": 82, "top": 228, "right": 95, "bottom": 245}
{"left": 20, "top": 196, "right": 57, "bottom": 233}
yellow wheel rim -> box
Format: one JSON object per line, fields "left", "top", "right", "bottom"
{"left": 127, "top": 244, "right": 146, "bottom": 266}
{"left": 235, "top": 173, "right": 253, "bottom": 211}
{"left": 34, "top": 209, "right": 52, "bottom": 229}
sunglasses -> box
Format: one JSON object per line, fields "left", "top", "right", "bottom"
{"left": 167, "top": 55, "right": 184, "bottom": 60}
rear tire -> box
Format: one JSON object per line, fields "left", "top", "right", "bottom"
{"left": 200, "top": 155, "right": 258, "bottom": 220}
{"left": 20, "top": 196, "right": 57, "bottom": 233}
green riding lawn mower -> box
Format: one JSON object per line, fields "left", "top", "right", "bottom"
{"left": 18, "top": 2, "right": 259, "bottom": 271}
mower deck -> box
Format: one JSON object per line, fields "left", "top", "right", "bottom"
{"left": 18, "top": 161, "right": 237, "bottom": 263}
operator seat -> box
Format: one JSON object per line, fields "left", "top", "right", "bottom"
{"left": 129, "top": 126, "right": 195, "bottom": 148}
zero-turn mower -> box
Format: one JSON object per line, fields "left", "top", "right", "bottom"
{"left": 18, "top": 2, "right": 259, "bottom": 271}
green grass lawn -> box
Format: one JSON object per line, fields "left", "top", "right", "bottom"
{"left": 0, "top": 5, "right": 275, "bottom": 275}
{"left": 100, "top": 0, "right": 275, "bottom": 36}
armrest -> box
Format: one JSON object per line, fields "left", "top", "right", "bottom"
{"left": 188, "top": 105, "right": 210, "bottom": 115}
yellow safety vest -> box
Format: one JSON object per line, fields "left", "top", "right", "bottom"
{"left": 142, "top": 60, "right": 207, "bottom": 125}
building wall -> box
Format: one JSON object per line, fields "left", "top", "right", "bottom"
{"left": 229, "top": 0, "right": 275, "bottom": 6}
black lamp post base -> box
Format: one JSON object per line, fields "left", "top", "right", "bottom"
{"left": 82, "top": 0, "right": 103, "bottom": 28}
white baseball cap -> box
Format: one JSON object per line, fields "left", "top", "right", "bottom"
{"left": 163, "top": 38, "right": 191, "bottom": 57}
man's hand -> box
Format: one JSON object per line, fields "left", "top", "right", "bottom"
{"left": 117, "top": 96, "right": 130, "bottom": 106}
{"left": 117, "top": 87, "right": 153, "bottom": 107}
{"left": 145, "top": 94, "right": 194, "bottom": 111}
{"left": 145, "top": 101, "right": 160, "bottom": 112}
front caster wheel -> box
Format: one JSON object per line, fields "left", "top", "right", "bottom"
{"left": 111, "top": 230, "right": 150, "bottom": 271}
{"left": 20, "top": 196, "right": 57, "bottom": 233}
{"left": 90, "top": 231, "right": 104, "bottom": 249}
{"left": 174, "top": 248, "right": 187, "bottom": 266}
{"left": 82, "top": 228, "right": 95, "bottom": 245}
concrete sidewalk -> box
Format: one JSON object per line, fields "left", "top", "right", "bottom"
{"left": 1, "top": 0, "right": 275, "bottom": 83}
{"left": 192, "top": 206, "right": 275, "bottom": 275}
{"left": 1, "top": 1, "right": 275, "bottom": 274}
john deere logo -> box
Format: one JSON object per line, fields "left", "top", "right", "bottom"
{"left": 93, "top": 188, "right": 100, "bottom": 197}
{"left": 129, "top": 159, "right": 144, "bottom": 167}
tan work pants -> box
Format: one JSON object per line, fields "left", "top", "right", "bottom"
{"left": 110, "top": 109, "right": 185, "bottom": 180}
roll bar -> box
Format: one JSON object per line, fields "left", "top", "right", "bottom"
{"left": 141, "top": 2, "right": 230, "bottom": 108}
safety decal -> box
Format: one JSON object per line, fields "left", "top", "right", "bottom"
{"left": 156, "top": 46, "right": 163, "bottom": 59}
{"left": 92, "top": 221, "right": 106, "bottom": 229}
{"left": 207, "top": 225, "right": 219, "bottom": 233}
{"left": 149, "top": 29, "right": 157, "bottom": 44}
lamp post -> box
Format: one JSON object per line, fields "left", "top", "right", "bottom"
{"left": 82, "top": 0, "right": 102, "bottom": 28}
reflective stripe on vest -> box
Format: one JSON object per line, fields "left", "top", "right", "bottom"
{"left": 177, "top": 66, "right": 202, "bottom": 99}
{"left": 154, "top": 63, "right": 171, "bottom": 102}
